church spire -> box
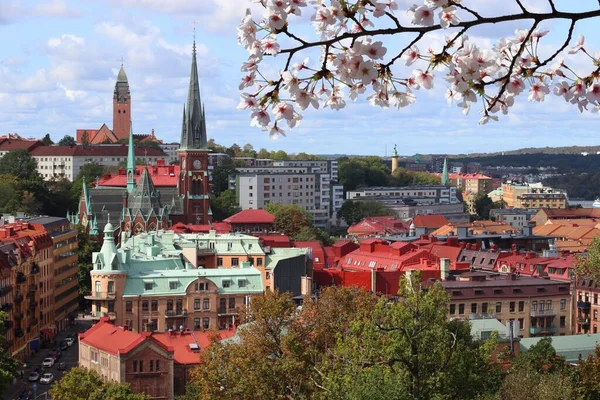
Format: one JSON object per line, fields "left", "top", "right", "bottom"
{"left": 127, "top": 121, "right": 136, "bottom": 193}
{"left": 441, "top": 158, "right": 449, "bottom": 186}
{"left": 180, "top": 39, "right": 206, "bottom": 150}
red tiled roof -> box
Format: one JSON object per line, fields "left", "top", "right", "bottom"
{"left": 79, "top": 318, "right": 145, "bottom": 356}
{"left": 0, "top": 139, "right": 42, "bottom": 152}
{"left": 347, "top": 216, "right": 408, "bottom": 237}
{"left": 152, "top": 329, "right": 236, "bottom": 364}
{"left": 223, "top": 209, "right": 275, "bottom": 224}
{"left": 169, "top": 222, "right": 231, "bottom": 234}
{"left": 30, "top": 145, "right": 165, "bottom": 157}
{"left": 412, "top": 214, "right": 449, "bottom": 228}
{"left": 98, "top": 164, "right": 180, "bottom": 188}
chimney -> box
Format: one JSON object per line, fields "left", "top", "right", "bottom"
{"left": 457, "top": 226, "right": 468, "bottom": 237}
{"left": 440, "top": 258, "right": 451, "bottom": 281}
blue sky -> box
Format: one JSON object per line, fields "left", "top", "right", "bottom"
{"left": 1, "top": 0, "right": 600, "bottom": 156}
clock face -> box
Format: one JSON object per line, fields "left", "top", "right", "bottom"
{"left": 193, "top": 160, "right": 202, "bottom": 169}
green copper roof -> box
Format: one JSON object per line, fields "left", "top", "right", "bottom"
{"left": 266, "top": 247, "right": 308, "bottom": 271}
{"left": 520, "top": 334, "right": 600, "bottom": 363}
{"left": 117, "top": 65, "right": 128, "bottom": 83}
{"left": 127, "top": 121, "right": 135, "bottom": 193}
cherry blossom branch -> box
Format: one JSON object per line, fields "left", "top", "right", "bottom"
{"left": 547, "top": 0, "right": 557, "bottom": 13}
{"left": 515, "top": 0, "right": 528, "bottom": 13}
{"left": 452, "top": 3, "right": 483, "bottom": 20}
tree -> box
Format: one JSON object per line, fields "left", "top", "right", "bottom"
{"left": 576, "top": 236, "right": 600, "bottom": 282}
{"left": 50, "top": 367, "right": 148, "bottom": 400}
{"left": 0, "top": 149, "right": 39, "bottom": 180}
{"left": 211, "top": 161, "right": 236, "bottom": 196}
{"left": 238, "top": 2, "right": 600, "bottom": 133}
{"left": 576, "top": 345, "right": 600, "bottom": 399}
{"left": 77, "top": 229, "right": 101, "bottom": 310}
{"left": 41, "top": 133, "right": 54, "bottom": 145}
{"left": 337, "top": 199, "right": 395, "bottom": 226}
{"left": 293, "top": 226, "right": 334, "bottom": 246}
{"left": 70, "top": 162, "right": 107, "bottom": 206}
{"left": 58, "top": 135, "right": 77, "bottom": 146}
{"left": 338, "top": 157, "right": 390, "bottom": 191}
{"left": 265, "top": 203, "right": 313, "bottom": 236}
{"left": 0, "top": 174, "right": 24, "bottom": 214}
{"left": 241, "top": 143, "right": 257, "bottom": 158}
{"left": 211, "top": 190, "right": 240, "bottom": 221}
{"left": 0, "top": 311, "right": 19, "bottom": 397}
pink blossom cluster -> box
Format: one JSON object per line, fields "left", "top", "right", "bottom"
{"left": 237, "top": 0, "right": 600, "bottom": 135}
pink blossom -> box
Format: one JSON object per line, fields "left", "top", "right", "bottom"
{"left": 250, "top": 109, "right": 271, "bottom": 127}
{"left": 391, "top": 90, "right": 416, "bottom": 109}
{"left": 294, "top": 89, "right": 319, "bottom": 110}
{"left": 586, "top": 84, "right": 600, "bottom": 103}
{"left": 267, "top": 11, "right": 287, "bottom": 31}
{"left": 239, "top": 72, "right": 256, "bottom": 90}
{"left": 364, "top": 41, "right": 387, "bottom": 60}
{"left": 324, "top": 94, "right": 346, "bottom": 110}
{"left": 425, "top": 0, "right": 447, "bottom": 7}
{"left": 356, "top": 60, "right": 378, "bottom": 84}
{"left": 367, "top": 90, "right": 389, "bottom": 108}
{"left": 237, "top": 93, "right": 258, "bottom": 111}
{"left": 478, "top": 114, "right": 499, "bottom": 125}
{"left": 281, "top": 71, "right": 301, "bottom": 94}
{"left": 273, "top": 102, "right": 302, "bottom": 127}
{"left": 569, "top": 34, "right": 585, "bottom": 54}
{"left": 403, "top": 46, "right": 420, "bottom": 66}
{"left": 409, "top": 5, "right": 434, "bottom": 26}
{"left": 412, "top": 69, "right": 434, "bottom": 89}
{"left": 439, "top": 6, "right": 459, "bottom": 29}
{"left": 506, "top": 78, "right": 525, "bottom": 95}
{"left": 311, "top": 7, "right": 335, "bottom": 33}
{"left": 528, "top": 82, "right": 549, "bottom": 102}
{"left": 261, "top": 36, "right": 280, "bottom": 55}
{"left": 269, "top": 123, "right": 286, "bottom": 139}
{"left": 553, "top": 82, "right": 572, "bottom": 101}
{"left": 266, "top": 0, "right": 288, "bottom": 13}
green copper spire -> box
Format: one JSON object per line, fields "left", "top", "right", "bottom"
{"left": 441, "top": 158, "right": 449, "bottom": 186}
{"left": 392, "top": 144, "right": 398, "bottom": 157}
{"left": 127, "top": 120, "right": 136, "bottom": 193}
{"left": 82, "top": 175, "right": 90, "bottom": 207}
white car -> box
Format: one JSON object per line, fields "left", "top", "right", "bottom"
{"left": 64, "top": 337, "right": 74, "bottom": 347}
{"left": 27, "top": 372, "right": 39, "bottom": 382}
{"left": 39, "top": 373, "right": 54, "bottom": 384}
{"left": 42, "top": 357, "right": 54, "bottom": 368}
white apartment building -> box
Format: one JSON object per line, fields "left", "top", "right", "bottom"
{"left": 30, "top": 145, "right": 166, "bottom": 181}
{"left": 159, "top": 142, "right": 179, "bottom": 164}
{"left": 272, "top": 160, "right": 339, "bottom": 181}
{"left": 346, "top": 185, "right": 459, "bottom": 204}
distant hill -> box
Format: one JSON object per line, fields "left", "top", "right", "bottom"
{"left": 449, "top": 145, "right": 600, "bottom": 158}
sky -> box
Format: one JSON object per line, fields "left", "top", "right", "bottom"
{"left": 1, "top": 0, "right": 600, "bottom": 156}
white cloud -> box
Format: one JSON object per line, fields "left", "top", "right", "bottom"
{"left": 32, "top": 0, "right": 80, "bottom": 18}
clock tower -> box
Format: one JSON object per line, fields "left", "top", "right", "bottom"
{"left": 178, "top": 39, "right": 211, "bottom": 225}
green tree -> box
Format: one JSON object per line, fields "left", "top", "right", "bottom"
{"left": 70, "top": 162, "right": 107, "bottom": 205}
{"left": 58, "top": 135, "right": 77, "bottom": 146}
{"left": 576, "top": 236, "right": 600, "bottom": 283}
{"left": 496, "top": 367, "right": 576, "bottom": 400}
{"left": 41, "top": 133, "right": 54, "bottom": 145}
{"left": 0, "top": 149, "right": 39, "bottom": 180}
{"left": 211, "top": 190, "right": 240, "bottom": 221}
{"left": 241, "top": 143, "right": 257, "bottom": 158}
{"left": 211, "top": 161, "right": 236, "bottom": 196}
{"left": 293, "top": 226, "right": 334, "bottom": 246}
{"left": 77, "top": 229, "right": 101, "bottom": 309}
{"left": 0, "top": 311, "right": 19, "bottom": 397}
{"left": 0, "top": 174, "right": 24, "bottom": 213}
{"left": 576, "top": 345, "right": 600, "bottom": 399}
{"left": 257, "top": 148, "right": 270, "bottom": 159}
{"left": 265, "top": 203, "right": 312, "bottom": 236}
{"left": 50, "top": 367, "right": 148, "bottom": 400}
{"left": 337, "top": 200, "right": 395, "bottom": 226}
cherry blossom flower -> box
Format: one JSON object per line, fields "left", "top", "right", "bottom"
{"left": 273, "top": 102, "right": 303, "bottom": 127}
{"left": 409, "top": 5, "right": 434, "bottom": 26}
{"left": 237, "top": 93, "right": 259, "bottom": 110}
{"left": 570, "top": 81, "right": 585, "bottom": 97}
{"left": 569, "top": 34, "right": 585, "bottom": 54}
{"left": 364, "top": 41, "right": 387, "bottom": 60}
{"left": 266, "top": 0, "right": 288, "bottom": 13}
{"left": 294, "top": 89, "right": 320, "bottom": 110}
{"left": 478, "top": 114, "right": 499, "bottom": 125}
{"left": 553, "top": 81, "right": 572, "bottom": 101}
{"left": 269, "top": 123, "right": 286, "bottom": 139}
{"left": 261, "top": 36, "right": 281, "bottom": 55}
{"left": 413, "top": 69, "right": 434, "bottom": 89}
{"left": 312, "top": 7, "right": 335, "bottom": 33}
{"left": 391, "top": 90, "right": 416, "bottom": 109}
{"left": 324, "top": 94, "right": 346, "bottom": 110}
{"left": 250, "top": 109, "right": 271, "bottom": 127}
{"left": 239, "top": 72, "right": 256, "bottom": 90}
{"left": 349, "top": 83, "right": 366, "bottom": 100}
{"left": 507, "top": 78, "right": 525, "bottom": 95}
{"left": 439, "top": 6, "right": 459, "bottom": 29}
{"left": 425, "top": 0, "right": 447, "bottom": 7}
{"left": 528, "top": 82, "right": 549, "bottom": 102}
{"left": 281, "top": 71, "right": 301, "bottom": 94}
{"left": 241, "top": 58, "right": 260, "bottom": 72}
{"left": 292, "top": 58, "right": 310, "bottom": 72}
{"left": 367, "top": 90, "right": 389, "bottom": 108}
{"left": 267, "top": 11, "right": 287, "bottom": 31}
{"left": 587, "top": 84, "right": 600, "bottom": 103}
{"left": 403, "top": 46, "right": 420, "bottom": 66}
{"left": 356, "top": 60, "right": 378, "bottom": 84}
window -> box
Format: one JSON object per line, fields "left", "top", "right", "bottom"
{"left": 151, "top": 300, "right": 158, "bottom": 312}
{"left": 145, "top": 282, "right": 153, "bottom": 291}
{"left": 203, "top": 317, "right": 210, "bottom": 329}
{"left": 560, "top": 299, "right": 566, "bottom": 310}
{"left": 458, "top": 304, "right": 465, "bottom": 315}
{"left": 194, "top": 299, "right": 201, "bottom": 310}
{"left": 594, "top": 310, "right": 598, "bottom": 321}
{"left": 518, "top": 301, "right": 524, "bottom": 312}
{"left": 107, "top": 281, "right": 114, "bottom": 293}
{"left": 257, "top": 258, "right": 263, "bottom": 266}
{"left": 560, "top": 316, "right": 566, "bottom": 328}
{"left": 156, "top": 360, "right": 160, "bottom": 371}
{"left": 266, "top": 272, "right": 271, "bottom": 280}
{"left": 126, "top": 301, "right": 133, "bottom": 313}
{"left": 194, "top": 318, "right": 200, "bottom": 330}
{"left": 169, "top": 281, "right": 178, "bottom": 290}
{"left": 223, "top": 280, "right": 231, "bottom": 288}
{"left": 595, "top": 325, "right": 598, "bottom": 334}
{"left": 229, "top": 297, "right": 236, "bottom": 309}
{"left": 471, "top": 303, "right": 477, "bottom": 314}
{"left": 167, "top": 300, "right": 173, "bottom": 311}
{"left": 532, "top": 301, "right": 537, "bottom": 311}
{"left": 495, "top": 302, "right": 502, "bottom": 313}
{"left": 133, "top": 360, "right": 137, "bottom": 372}
{"left": 239, "top": 279, "right": 247, "bottom": 288}
{"left": 142, "top": 301, "right": 149, "bottom": 312}
{"left": 482, "top": 303, "right": 488, "bottom": 313}
{"left": 509, "top": 302, "right": 515, "bottom": 313}
{"left": 449, "top": 304, "right": 456, "bottom": 315}
{"left": 203, "top": 299, "right": 210, "bottom": 310}
{"left": 232, "top": 258, "right": 239, "bottom": 267}
{"left": 518, "top": 318, "right": 524, "bottom": 330}
{"left": 139, "top": 361, "right": 143, "bottom": 373}
{"left": 217, "top": 258, "right": 223, "bottom": 267}
{"left": 595, "top": 294, "right": 599, "bottom": 305}
{"left": 150, "top": 360, "right": 154, "bottom": 372}
{"left": 95, "top": 281, "right": 101, "bottom": 294}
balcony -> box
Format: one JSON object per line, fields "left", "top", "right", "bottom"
{"left": 28, "top": 301, "right": 37, "bottom": 309}
{"left": 30, "top": 264, "right": 40, "bottom": 275}
{"left": 84, "top": 292, "right": 116, "bottom": 300}
{"left": 217, "top": 307, "right": 238, "bottom": 316}
{"left": 0, "top": 285, "right": 12, "bottom": 296}
{"left": 91, "top": 312, "right": 116, "bottom": 320}
{"left": 578, "top": 316, "right": 591, "bottom": 325}
{"left": 196, "top": 248, "right": 215, "bottom": 256}
{"left": 530, "top": 309, "right": 557, "bottom": 317}
{"left": 165, "top": 310, "right": 187, "bottom": 318}
{"left": 578, "top": 301, "right": 592, "bottom": 311}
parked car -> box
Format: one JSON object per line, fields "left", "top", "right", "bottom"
{"left": 42, "top": 357, "right": 54, "bottom": 368}
{"left": 56, "top": 362, "right": 66, "bottom": 371}
{"left": 27, "top": 372, "right": 39, "bottom": 382}
{"left": 39, "top": 373, "right": 54, "bottom": 384}
{"left": 64, "top": 337, "right": 75, "bottom": 347}
{"left": 59, "top": 341, "right": 68, "bottom": 351}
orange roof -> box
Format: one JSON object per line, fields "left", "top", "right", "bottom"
{"left": 223, "top": 209, "right": 275, "bottom": 224}
{"left": 169, "top": 222, "right": 230, "bottom": 234}
{"left": 152, "top": 329, "right": 236, "bottom": 365}
{"left": 98, "top": 164, "right": 179, "bottom": 188}
{"left": 431, "top": 220, "right": 516, "bottom": 236}
{"left": 347, "top": 216, "right": 407, "bottom": 236}
{"left": 412, "top": 214, "right": 449, "bottom": 228}
{"left": 79, "top": 318, "right": 146, "bottom": 356}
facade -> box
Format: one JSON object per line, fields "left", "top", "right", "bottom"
{"left": 446, "top": 173, "right": 493, "bottom": 194}
{"left": 575, "top": 279, "right": 600, "bottom": 334}
{"left": 501, "top": 183, "right": 567, "bottom": 209}
{"left": 28, "top": 217, "right": 79, "bottom": 332}
{"left": 441, "top": 272, "right": 572, "bottom": 338}
{"left": 86, "top": 223, "right": 308, "bottom": 333}
{"left": 160, "top": 143, "right": 180, "bottom": 165}
{"left": 79, "top": 317, "right": 236, "bottom": 398}
{"left": 490, "top": 209, "right": 537, "bottom": 229}
{"left": 347, "top": 185, "right": 459, "bottom": 204}
{"left": 347, "top": 216, "right": 408, "bottom": 238}
{"left": 30, "top": 145, "right": 166, "bottom": 181}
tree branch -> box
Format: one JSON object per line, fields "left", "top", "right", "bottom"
{"left": 453, "top": 3, "right": 483, "bottom": 20}
{"left": 547, "top": 0, "right": 557, "bottom": 13}
{"left": 515, "top": 0, "right": 528, "bottom": 13}
{"left": 536, "top": 19, "right": 576, "bottom": 69}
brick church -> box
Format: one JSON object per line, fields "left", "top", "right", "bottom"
{"left": 69, "top": 40, "right": 212, "bottom": 235}
{"left": 75, "top": 64, "right": 161, "bottom": 145}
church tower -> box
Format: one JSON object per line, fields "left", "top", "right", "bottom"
{"left": 113, "top": 65, "right": 131, "bottom": 141}
{"left": 178, "top": 39, "right": 211, "bottom": 225}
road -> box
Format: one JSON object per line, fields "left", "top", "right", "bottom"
{"left": 3, "top": 320, "right": 92, "bottom": 400}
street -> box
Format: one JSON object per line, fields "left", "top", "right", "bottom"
{"left": 2, "top": 320, "right": 92, "bottom": 400}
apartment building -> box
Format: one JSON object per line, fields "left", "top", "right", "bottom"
{"left": 30, "top": 145, "right": 166, "bottom": 181}
{"left": 490, "top": 209, "right": 537, "bottom": 229}
{"left": 501, "top": 182, "right": 567, "bottom": 209}
{"left": 447, "top": 173, "right": 493, "bottom": 194}
{"left": 0, "top": 137, "right": 42, "bottom": 158}
{"left": 442, "top": 271, "right": 572, "bottom": 338}
{"left": 28, "top": 217, "right": 79, "bottom": 332}
{"left": 575, "top": 279, "right": 600, "bottom": 334}
{"left": 347, "top": 185, "right": 459, "bottom": 204}
{"left": 159, "top": 142, "right": 179, "bottom": 165}
{"left": 87, "top": 223, "right": 308, "bottom": 333}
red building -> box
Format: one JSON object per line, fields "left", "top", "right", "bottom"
{"left": 79, "top": 317, "right": 236, "bottom": 398}
{"left": 347, "top": 216, "right": 408, "bottom": 238}
{"left": 224, "top": 209, "right": 276, "bottom": 234}
{"left": 0, "top": 136, "right": 42, "bottom": 157}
